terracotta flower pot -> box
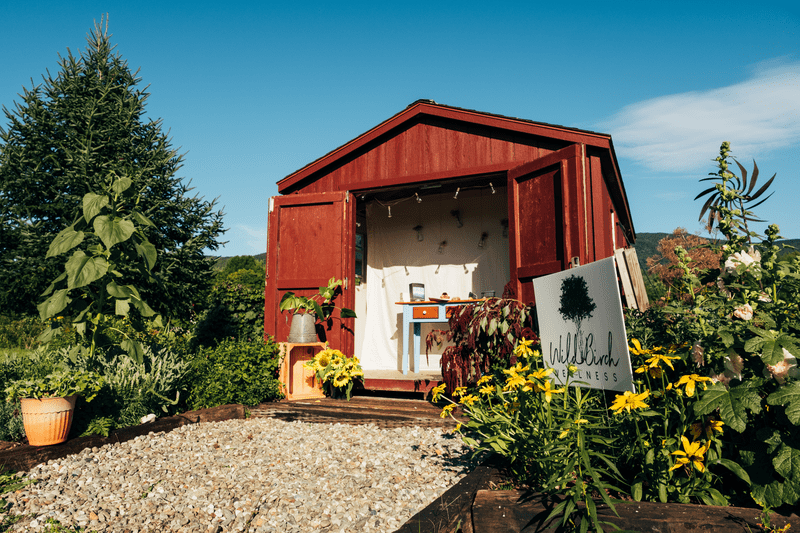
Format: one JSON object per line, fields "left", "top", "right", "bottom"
{"left": 20, "top": 395, "right": 77, "bottom": 446}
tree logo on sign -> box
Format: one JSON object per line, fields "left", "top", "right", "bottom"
{"left": 558, "top": 275, "right": 597, "bottom": 358}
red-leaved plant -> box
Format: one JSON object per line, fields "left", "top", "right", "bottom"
{"left": 426, "top": 297, "right": 536, "bottom": 392}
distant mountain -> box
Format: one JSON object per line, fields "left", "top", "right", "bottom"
{"left": 212, "top": 253, "right": 266, "bottom": 271}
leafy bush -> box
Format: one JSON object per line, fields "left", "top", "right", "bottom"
{"left": 187, "top": 338, "right": 283, "bottom": 409}
{"left": 0, "top": 400, "right": 24, "bottom": 442}
{"left": 192, "top": 268, "right": 265, "bottom": 347}
{"left": 0, "top": 315, "right": 44, "bottom": 349}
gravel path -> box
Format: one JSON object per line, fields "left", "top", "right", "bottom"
{"left": 2, "top": 417, "right": 477, "bottom": 532}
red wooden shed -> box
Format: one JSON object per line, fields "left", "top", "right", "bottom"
{"left": 264, "top": 100, "right": 635, "bottom": 389}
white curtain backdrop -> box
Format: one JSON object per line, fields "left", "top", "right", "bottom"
{"left": 357, "top": 187, "right": 509, "bottom": 371}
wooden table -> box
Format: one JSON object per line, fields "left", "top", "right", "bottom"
{"left": 396, "top": 299, "right": 485, "bottom": 374}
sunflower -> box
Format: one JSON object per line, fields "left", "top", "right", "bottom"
{"left": 644, "top": 352, "right": 680, "bottom": 371}
{"left": 332, "top": 372, "right": 350, "bottom": 388}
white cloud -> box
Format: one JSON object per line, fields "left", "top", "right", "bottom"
{"left": 600, "top": 60, "right": 800, "bottom": 172}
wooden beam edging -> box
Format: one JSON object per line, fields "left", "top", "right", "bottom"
{"left": 394, "top": 458, "right": 502, "bottom": 533}
{"left": 470, "top": 490, "right": 800, "bottom": 533}
{"left": 0, "top": 404, "right": 246, "bottom": 473}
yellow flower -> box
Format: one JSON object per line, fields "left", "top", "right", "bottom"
{"left": 670, "top": 436, "right": 710, "bottom": 473}
{"left": 507, "top": 400, "right": 521, "bottom": 414}
{"left": 674, "top": 374, "right": 712, "bottom": 397}
{"left": 504, "top": 362, "right": 530, "bottom": 375}
{"left": 440, "top": 404, "right": 455, "bottom": 418}
{"left": 431, "top": 383, "right": 446, "bottom": 402}
{"left": 453, "top": 386, "right": 467, "bottom": 398}
{"left": 635, "top": 364, "right": 663, "bottom": 379}
{"left": 459, "top": 394, "right": 479, "bottom": 406}
{"left": 479, "top": 384, "right": 495, "bottom": 396}
{"left": 316, "top": 350, "right": 332, "bottom": 368}
{"left": 533, "top": 380, "right": 564, "bottom": 403}
{"left": 454, "top": 423, "right": 462, "bottom": 432}
{"left": 690, "top": 418, "right": 724, "bottom": 440}
{"left": 503, "top": 373, "right": 526, "bottom": 391}
{"left": 514, "top": 338, "right": 535, "bottom": 358}
{"left": 528, "top": 367, "right": 555, "bottom": 382}
{"left": 629, "top": 338, "right": 647, "bottom": 355}
{"left": 531, "top": 349, "right": 542, "bottom": 359}
{"left": 644, "top": 352, "right": 680, "bottom": 371}
{"left": 609, "top": 390, "right": 650, "bottom": 414}
{"left": 332, "top": 372, "right": 350, "bottom": 388}
{"left": 567, "top": 365, "right": 578, "bottom": 376}
{"left": 477, "top": 375, "right": 493, "bottom": 385}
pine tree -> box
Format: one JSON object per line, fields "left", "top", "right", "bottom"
{"left": 0, "top": 18, "right": 225, "bottom": 319}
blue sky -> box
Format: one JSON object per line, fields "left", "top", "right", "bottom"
{"left": 2, "top": 1, "right": 798, "bottom": 257}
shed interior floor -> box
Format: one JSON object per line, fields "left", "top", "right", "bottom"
{"left": 360, "top": 369, "right": 442, "bottom": 397}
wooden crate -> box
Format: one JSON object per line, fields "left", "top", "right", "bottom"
{"left": 278, "top": 342, "right": 327, "bottom": 400}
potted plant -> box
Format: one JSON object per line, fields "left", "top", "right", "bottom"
{"left": 279, "top": 277, "right": 357, "bottom": 342}
{"left": 5, "top": 369, "right": 104, "bottom": 446}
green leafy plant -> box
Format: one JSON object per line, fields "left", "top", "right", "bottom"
{"left": 430, "top": 142, "right": 800, "bottom": 529}
{"left": 627, "top": 143, "right": 800, "bottom": 510}
{"left": 73, "top": 344, "right": 189, "bottom": 432}
{"left": 436, "top": 340, "right": 623, "bottom": 532}
{"left": 36, "top": 172, "right": 161, "bottom": 364}
{"left": 0, "top": 315, "right": 45, "bottom": 350}
{"left": 695, "top": 141, "right": 776, "bottom": 242}
{"left": 279, "top": 277, "right": 357, "bottom": 321}
{"left": 0, "top": 399, "right": 24, "bottom": 442}
{"left": 79, "top": 416, "right": 116, "bottom": 438}
{"left": 187, "top": 338, "right": 284, "bottom": 409}
{"left": 305, "top": 348, "right": 364, "bottom": 400}
{"left": 192, "top": 267, "right": 266, "bottom": 347}
{"left": 5, "top": 369, "right": 104, "bottom": 402}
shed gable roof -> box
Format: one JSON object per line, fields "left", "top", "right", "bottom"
{"left": 276, "top": 101, "right": 632, "bottom": 237}
{"left": 278, "top": 100, "right": 618, "bottom": 192}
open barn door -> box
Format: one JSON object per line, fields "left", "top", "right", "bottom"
{"left": 507, "top": 144, "right": 583, "bottom": 303}
{"left": 264, "top": 191, "right": 355, "bottom": 354}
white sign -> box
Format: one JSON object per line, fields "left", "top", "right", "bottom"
{"left": 532, "top": 256, "right": 634, "bottom": 392}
